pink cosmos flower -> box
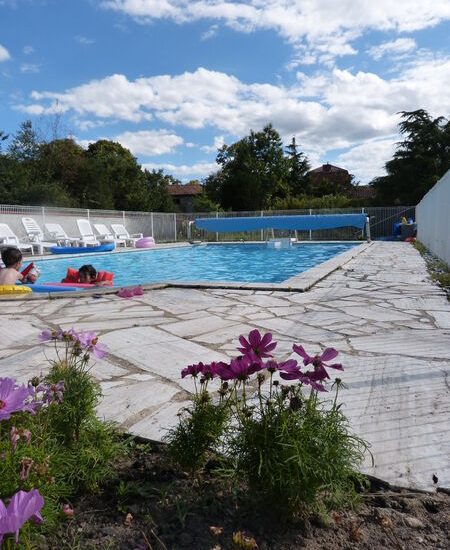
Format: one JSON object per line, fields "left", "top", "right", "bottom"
{"left": 181, "top": 362, "right": 205, "bottom": 378}
{"left": 216, "top": 356, "right": 263, "bottom": 381}
{"left": 238, "top": 330, "right": 277, "bottom": 363}
{"left": 292, "top": 345, "right": 343, "bottom": 381}
{"left": 279, "top": 369, "right": 327, "bottom": 392}
{"left": 0, "top": 489, "right": 44, "bottom": 545}
{"left": 265, "top": 359, "right": 298, "bottom": 374}
{"left": 38, "top": 329, "right": 65, "bottom": 343}
{"left": 76, "top": 331, "right": 108, "bottom": 359}
{"left": 0, "top": 378, "right": 35, "bottom": 421}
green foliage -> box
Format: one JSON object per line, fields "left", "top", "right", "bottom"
{"left": 208, "top": 124, "right": 291, "bottom": 210}
{"left": 372, "top": 109, "right": 450, "bottom": 205}
{"left": 142, "top": 169, "right": 178, "bottom": 212}
{"left": 169, "top": 335, "right": 370, "bottom": 520}
{"left": 229, "top": 385, "right": 368, "bottom": 516}
{"left": 45, "top": 362, "right": 101, "bottom": 445}
{"left": 272, "top": 194, "right": 354, "bottom": 210}
{"left": 192, "top": 193, "right": 222, "bottom": 213}
{"left": 414, "top": 241, "right": 450, "bottom": 297}
{"left": 0, "top": 330, "right": 125, "bottom": 546}
{"left": 0, "top": 120, "right": 178, "bottom": 211}
{"left": 165, "top": 391, "right": 229, "bottom": 472}
{"left": 285, "top": 137, "right": 311, "bottom": 195}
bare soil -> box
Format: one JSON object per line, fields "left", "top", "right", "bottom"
{"left": 46, "top": 441, "right": 449, "bottom": 550}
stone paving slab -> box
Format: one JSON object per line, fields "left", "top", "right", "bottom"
{"left": 0, "top": 241, "right": 449, "bottom": 492}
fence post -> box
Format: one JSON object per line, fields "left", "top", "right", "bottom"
{"left": 41, "top": 206, "right": 46, "bottom": 227}
{"left": 122, "top": 211, "right": 125, "bottom": 224}
{"left": 151, "top": 212, "right": 154, "bottom": 237}
{"left": 215, "top": 211, "right": 219, "bottom": 242}
{"left": 309, "top": 209, "right": 312, "bottom": 241}
{"left": 174, "top": 213, "right": 177, "bottom": 242}
{"left": 260, "top": 210, "right": 264, "bottom": 241}
{"left": 361, "top": 207, "right": 365, "bottom": 239}
{"left": 87, "top": 209, "right": 90, "bottom": 220}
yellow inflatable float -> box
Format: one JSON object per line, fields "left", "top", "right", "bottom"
{"left": 0, "top": 285, "right": 32, "bottom": 295}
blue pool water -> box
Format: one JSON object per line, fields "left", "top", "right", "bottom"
{"left": 34, "top": 243, "right": 358, "bottom": 286}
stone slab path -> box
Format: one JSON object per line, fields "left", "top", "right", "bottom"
{"left": 1, "top": 242, "right": 449, "bottom": 491}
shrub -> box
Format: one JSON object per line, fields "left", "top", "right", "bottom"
{"left": 0, "top": 328, "right": 124, "bottom": 546}
{"left": 170, "top": 330, "right": 370, "bottom": 518}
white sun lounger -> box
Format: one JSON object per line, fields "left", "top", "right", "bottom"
{"left": 76, "top": 219, "right": 101, "bottom": 247}
{"left": 21, "top": 217, "right": 56, "bottom": 255}
{"left": 0, "top": 223, "right": 34, "bottom": 255}
{"left": 93, "top": 224, "right": 126, "bottom": 247}
{"left": 110, "top": 224, "right": 143, "bottom": 247}
{"left": 45, "top": 223, "right": 79, "bottom": 246}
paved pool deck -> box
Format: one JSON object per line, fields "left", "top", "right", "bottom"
{"left": 1, "top": 241, "right": 449, "bottom": 492}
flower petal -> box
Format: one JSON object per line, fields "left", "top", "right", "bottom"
{"left": 248, "top": 329, "right": 262, "bottom": 348}
{"left": 292, "top": 344, "right": 311, "bottom": 362}
{"left": 320, "top": 348, "right": 338, "bottom": 362}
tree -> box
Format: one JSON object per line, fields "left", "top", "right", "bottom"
{"left": 8, "top": 120, "right": 41, "bottom": 163}
{"left": 207, "top": 124, "right": 290, "bottom": 210}
{"left": 142, "top": 169, "right": 177, "bottom": 212}
{"left": 285, "top": 137, "right": 310, "bottom": 195}
{"left": 37, "top": 138, "right": 86, "bottom": 205}
{"left": 372, "top": 110, "right": 450, "bottom": 205}
{"left": 84, "top": 140, "right": 144, "bottom": 210}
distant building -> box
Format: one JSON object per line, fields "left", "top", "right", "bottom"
{"left": 308, "top": 163, "right": 350, "bottom": 185}
{"left": 167, "top": 181, "right": 203, "bottom": 212}
{"left": 308, "top": 163, "right": 376, "bottom": 200}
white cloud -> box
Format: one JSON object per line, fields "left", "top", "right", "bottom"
{"left": 368, "top": 38, "right": 417, "bottom": 60}
{"left": 114, "top": 129, "right": 183, "bottom": 155}
{"left": 75, "top": 35, "right": 95, "bottom": 45}
{"left": 16, "top": 54, "right": 450, "bottom": 182}
{"left": 102, "top": 0, "right": 450, "bottom": 63}
{"left": 201, "top": 24, "right": 219, "bottom": 41}
{"left": 0, "top": 44, "right": 11, "bottom": 62}
{"left": 336, "top": 137, "right": 398, "bottom": 183}
{"left": 23, "top": 45, "right": 34, "bottom": 55}
{"left": 201, "top": 135, "right": 225, "bottom": 153}
{"left": 20, "top": 63, "right": 40, "bottom": 73}
{"left": 76, "top": 129, "right": 183, "bottom": 156}
{"left": 142, "top": 160, "right": 217, "bottom": 180}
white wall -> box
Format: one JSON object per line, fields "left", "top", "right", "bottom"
{"left": 416, "top": 169, "right": 450, "bottom": 266}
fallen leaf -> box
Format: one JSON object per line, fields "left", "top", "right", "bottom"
{"left": 232, "top": 530, "right": 258, "bottom": 549}
{"left": 210, "top": 526, "right": 224, "bottom": 537}
{"left": 331, "top": 511, "right": 343, "bottom": 525}
{"left": 124, "top": 513, "right": 133, "bottom": 527}
{"left": 379, "top": 516, "right": 394, "bottom": 529}
{"left": 349, "top": 524, "right": 363, "bottom": 542}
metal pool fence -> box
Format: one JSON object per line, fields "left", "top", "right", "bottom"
{"left": 0, "top": 204, "right": 415, "bottom": 244}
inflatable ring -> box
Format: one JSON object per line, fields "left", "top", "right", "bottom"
{"left": 136, "top": 237, "right": 156, "bottom": 249}
{"left": 0, "top": 285, "right": 32, "bottom": 295}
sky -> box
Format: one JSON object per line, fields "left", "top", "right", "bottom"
{"left": 0, "top": 0, "right": 449, "bottom": 184}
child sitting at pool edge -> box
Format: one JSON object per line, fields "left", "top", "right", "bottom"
{"left": 0, "top": 247, "right": 24, "bottom": 285}
{"left": 0, "top": 247, "right": 39, "bottom": 285}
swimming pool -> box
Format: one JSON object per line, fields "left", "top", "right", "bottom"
{"left": 34, "top": 243, "right": 358, "bottom": 286}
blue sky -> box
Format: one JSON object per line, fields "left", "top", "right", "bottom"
{"left": 1, "top": 0, "right": 449, "bottom": 183}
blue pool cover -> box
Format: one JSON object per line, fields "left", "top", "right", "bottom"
{"left": 195, "top": 214, "right": 367, "bottom": 232}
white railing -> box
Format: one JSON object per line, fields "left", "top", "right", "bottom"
{"left": 0, "top": 204, "right": 415, "bottom": 244}
{"left": 417, "top": 169, "right": 450, "bottom": 266}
